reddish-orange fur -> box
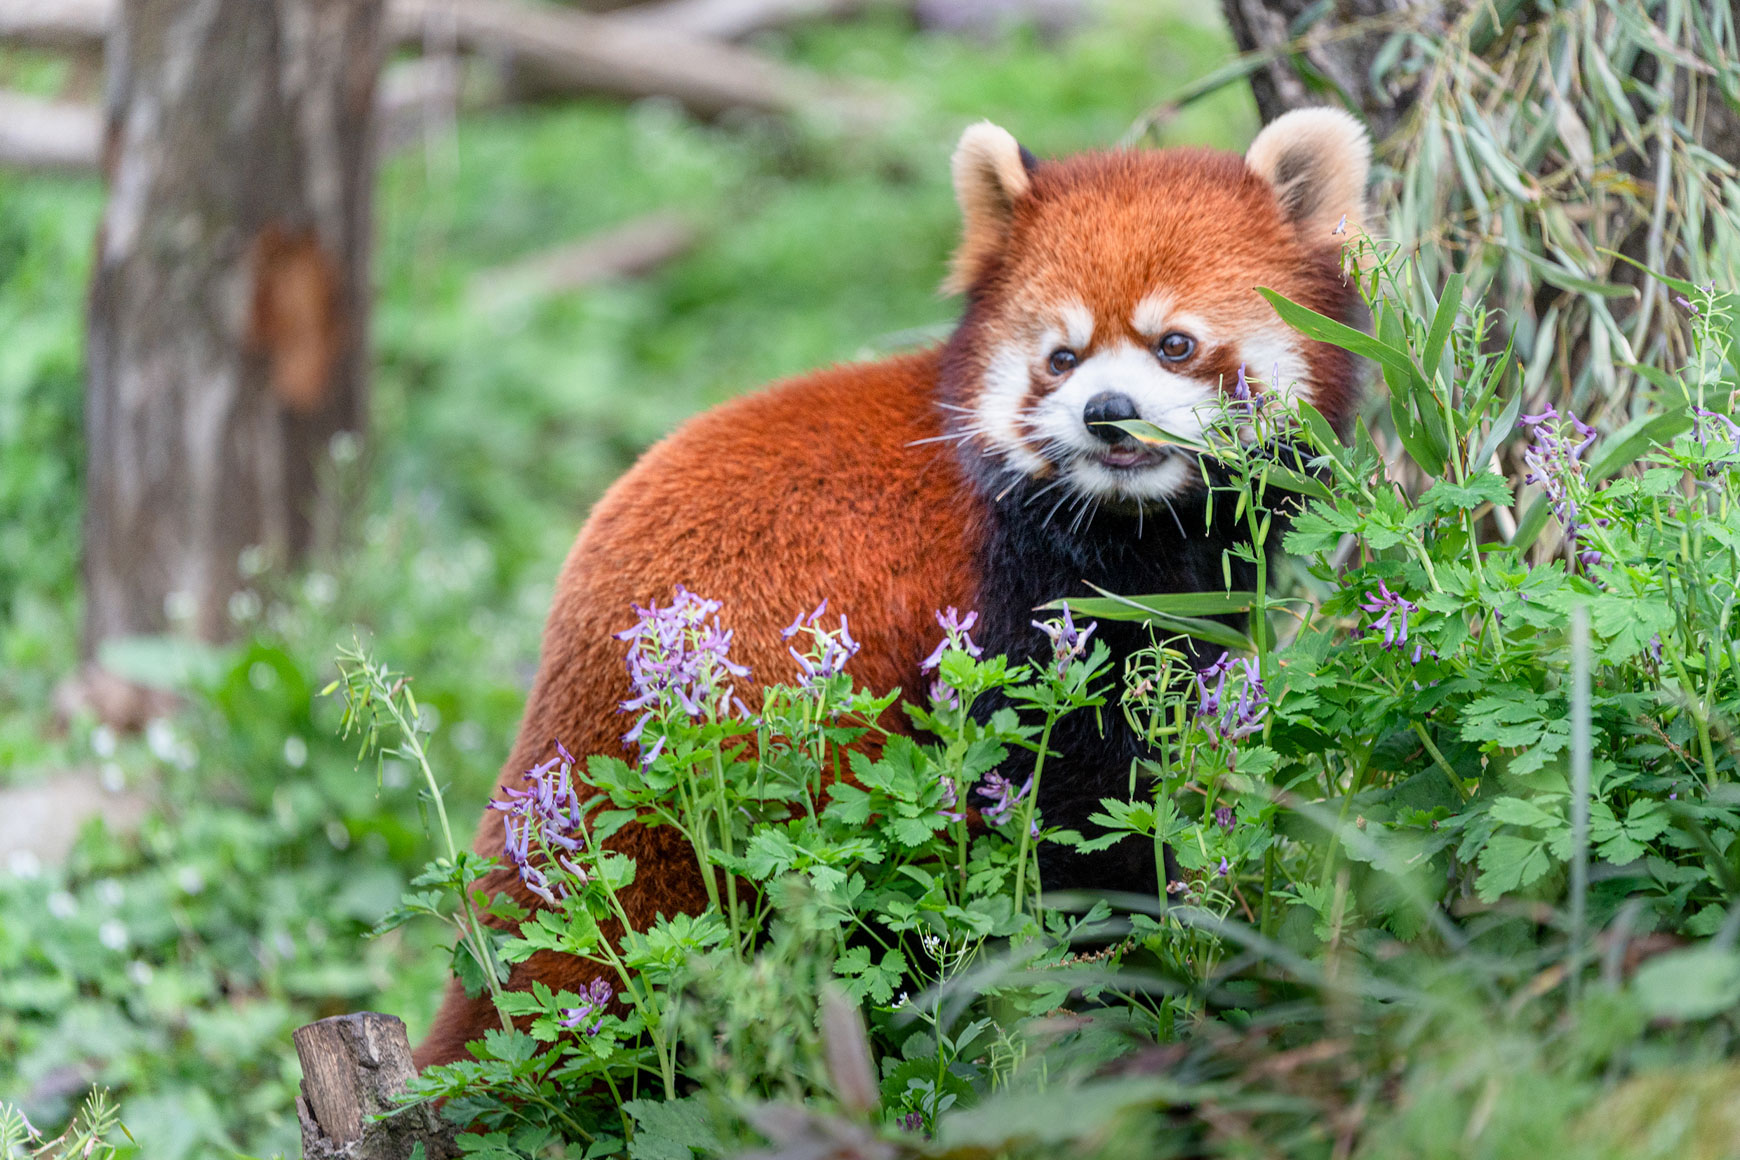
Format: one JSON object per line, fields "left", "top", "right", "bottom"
{"left": 415, "top": 352, "right": 983, "bottom": 1065}
{"left": 416, "top": 135, "right": 1364, "bottom": 1067}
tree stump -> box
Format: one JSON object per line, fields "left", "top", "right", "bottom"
{"left": 294, "top": 1013, "right": 459, "bottom": 1160}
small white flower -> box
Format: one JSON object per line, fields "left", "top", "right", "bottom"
{"left": 283, "top": 735, "right": 308, "bottom": 769}
{"left": 304, "top": 572, "right": 338, "bottom": 607}
{"left": 91, "top": 725, "right": 118, "bottom": 758}
{"left": 146, "top": 719, "right": 178, "bottom": 763}
{"left": 6, "top": 850, "right": 42, "bottom": 880}
{"left": 96, "top": 878, "right": 123, "bottom": 907}
{"left": 47, "top": 890, "right": 76, "bottom": 918}
{"left": 98, "top": 919, "right": 129, "bottom": 951}
{"left": 128, "top": 960, "right": 154, "bottom": 987}
{"left": 381, "top": 759, "right": 411, "bottom": 790}
{"left": 177, "top": 866, "right": 206, "bottom": 895}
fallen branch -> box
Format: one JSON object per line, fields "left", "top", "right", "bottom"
{"left": 619, "top": 0, "right": 889, "bottom": 41}
{"left": 0, "top": 59, "right": 488, "bottom": 175}
{"left": 0, "top": 0, "right": 108, "bottom": 51}
{"left": 389, "top": 0, "right": 875, "bottom": 120}
{"left": 470, "top": 211, "right": 700, "bottom": 305}
{"left": 0, "top": 0, "right": 879, "bottom": 123}
{"left": 0, "top": 92, "right": 99, "bottom": 173}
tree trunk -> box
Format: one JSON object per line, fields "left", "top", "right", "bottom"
{"left": 83, "top": 0, "right": 382, "bottom": 652}
{"left": 1217, "top": 0, "right": 1443, "bottom": 143}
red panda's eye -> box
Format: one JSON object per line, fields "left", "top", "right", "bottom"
{"left": 1048, "top": 349, "right": 1080, "bottom": 375}
{"left": 1157, "top": 333, "right": 1196, "bottom": 363}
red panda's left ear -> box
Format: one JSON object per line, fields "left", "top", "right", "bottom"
{"left": 943, "top": 121, "right": 1035, "bottom": 296}
{"left": 1245, "top": 107, "right": 1371, "bottom": 243}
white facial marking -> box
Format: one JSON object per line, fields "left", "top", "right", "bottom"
{"left": 1130, "top": 293, "right": 1172, "bottom": 339}
{"left": 1058, "top": 300, "right": 1094, "bottom": 351}
{"left": 975, "top": 342, "right": 1049, "bottom": 476}
{"left": 1027, "top": 340, "right": 1215, "bottom": 501}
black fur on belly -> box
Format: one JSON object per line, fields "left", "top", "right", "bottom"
{"left": 964, "top": 455, "right": 1260, "bottom": 898}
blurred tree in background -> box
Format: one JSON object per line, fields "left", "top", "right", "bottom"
{"left": 82, "top": 0, "right": 383, "bottom": 661}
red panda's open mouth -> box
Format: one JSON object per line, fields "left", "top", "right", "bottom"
{"left": 1095, "top": 444, "right": 1169, "bottom": 471}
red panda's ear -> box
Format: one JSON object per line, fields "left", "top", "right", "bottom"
{"left": 943, "top": 121, "right": 1035, "bottom": 296}
{"left": 1245, "top": 107, "right": 1371, "bottom": 243}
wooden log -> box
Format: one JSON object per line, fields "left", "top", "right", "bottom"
{"left": 470, "top": 211, "right": 700, "bottom": 305}
{"left": 389, "top": 0, "right": 874, "bottom": 121}
{"left": 0, "top": 92, "right": 99, "bottom": 173}
{"left": 0, "top": 0, "right": 879, "bottom": 123}
{"left": 0, "top": 0, "right": 109, "bottom": 51}
{"left": 0, "top": 59, "right": 480, "bottom": 176}
{"left": 618, "top": 0, "right": 886, "bottom": 42}
{"left": 294, "top": 1013, "right": 458, "bottom": 1160}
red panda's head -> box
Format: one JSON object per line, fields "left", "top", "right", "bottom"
{"left": 941, "top": 109, "right": 1371, "bottom": 508}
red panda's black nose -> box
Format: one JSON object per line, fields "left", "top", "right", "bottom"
{"left": 1083, "top": 392, "right": 1139, "bottom": 444}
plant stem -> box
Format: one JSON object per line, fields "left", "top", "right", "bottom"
{"left": 1013, "top": 711, "right": 1058, "bottom": 917}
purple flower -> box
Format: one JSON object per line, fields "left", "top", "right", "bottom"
{"left": 784, "top": 600, "right": 862, "bottom": 690}
{"left": 1214, "top": 806, "right": 1235, "bottom": 830}
{"left": 977, "top": 770, "right": 1033, "bottom": 828}
{"left": 616, "top": 587, "right": 750, "bottom": 764}
{"left": 935, "top": 770, "right": 965, "bottom": 823}
{"left": 1520, "top": 406, "right": 1601, "bottom": 569}
{"left": 1195, "top": 652, "right": 1236, "bottom": 720}
{"left": 900, "top": 1112, "right": 924, "bottom": 1133}
{"left": 1359, "top": 580, "right": 1420, "bottom": 652}
{"left": 1031, "top": 607, "right": 1097, "bottom": 677}
{"left": 921, "top": 607, "right": 984, "bottom": 673}
{"left": 1216, "top": 857, "right": 1230, "bottom": 877}
{"left": 559, "top": 977, "right": 615, "bottom": 1035}
{"left": 927, "top": 677, "right": 960, "bottom": 709}
{"left": 1675, "top": 294, "right": 1700, "bottom": 317}
{"left": 1692, "top": 408, "right": 1740, "bottom": 475}
{"left": 1194, "top": 653, "right": 1268, "bottom": 761}
{"left": 489, "top": 750, "right": 589, "bottom": 904}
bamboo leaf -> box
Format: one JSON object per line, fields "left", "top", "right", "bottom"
{"left": 1257, "top": 288, "right": 1415, "bottom": 380}
{"left": 1422, "top": 272, "right": 1466, "bottom": 381}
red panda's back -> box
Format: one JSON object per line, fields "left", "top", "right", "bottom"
{"left": 511, "top": 346, "right": 983, "bottom": 777}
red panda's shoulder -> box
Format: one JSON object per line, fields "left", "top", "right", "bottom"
{"left": 538, "top": 345, "right": 981, "bottom": 719}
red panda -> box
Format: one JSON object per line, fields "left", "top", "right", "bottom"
{"left": 415, "top": 108, "right": 1371, "bottom": 1068}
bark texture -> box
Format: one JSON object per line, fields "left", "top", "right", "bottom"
{"left": 83, "top": 0, "right": 382, "bottom": 651}
{"left": 294, "top": 1013, "right": 458, "bottom": 1160}
{"left": 1218, "top": 0, "right": 1441, "bottom": 143}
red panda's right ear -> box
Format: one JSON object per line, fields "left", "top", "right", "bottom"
{"left": 943, "top": 121, "right": 1034, "bottom": 296}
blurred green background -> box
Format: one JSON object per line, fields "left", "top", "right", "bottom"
{"left": 0, "top": 4, "right": 1255, "bottom": 1155}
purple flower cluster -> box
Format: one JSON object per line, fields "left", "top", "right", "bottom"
{"left": 558, "top": 977, "right": 615, "bottom": 1035}
{"left": 977, "top": 770, "right": 1035, "bottom": 835}
{"left": 1214, "top": 806, "right": 1235, "bottom": 830}
{"left": 782, "top": 599, "right": 861, "bottom": 690}
{"left": 1196, "top": 652, "right": 1268, "bottom": 764}
{"left": 1693, "top": 408, "right": 1740, "bottom": 475}
{"left": 1030, "top": 607, "right": 1097, "bottom": 677}
{"left": 935, "top": 770, "right": 964, "bottom": 824}
{"left": 922, "top": 607, "right": 984, "bottom": 706}
{"left": 1520, "top": 405, "right": 1602, "bottom": 568}
{"left": 490, "top": 745, "right": 588, "bottom": 906}
{"left": 1360, "top": 579, "right": 1431, "bottom": 663}
{"left": 617, "top": 586, "right": 750, "bottom": 765}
